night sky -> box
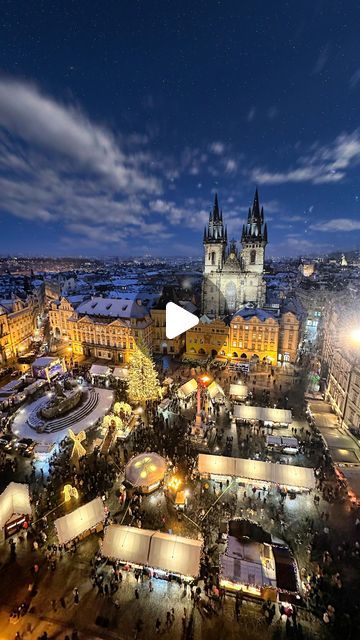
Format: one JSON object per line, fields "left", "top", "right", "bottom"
{"left": 0, "top": 0, "right": 360, "bottom": 258}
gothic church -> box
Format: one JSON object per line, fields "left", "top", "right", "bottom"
{"left": 202, "top": 189, "right": 268, "bottom": 317}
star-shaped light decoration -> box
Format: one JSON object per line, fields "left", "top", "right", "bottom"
{"left": 68, "top": 428, "right": 87, "bottom": 461}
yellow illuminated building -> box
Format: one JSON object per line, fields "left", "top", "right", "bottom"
{"left": 186, "top": 318, "right": 229, "bottom": 358}
{"left": 0, "top": 296, "right": 38, "bottom": 363}
{"left": 185, "top": 309, "right": 300, "bottom": 364}
{"left": 151, "top": 307, "right": 185, "bottom": 356}
{"left": 278, "top": 311, "right": 300, "bottom": 364}
{"left": 229, "top": 310, "right": 278, "bottom": 362}
{"left": 49, "top": 296, "right": 152, "bottom": 364}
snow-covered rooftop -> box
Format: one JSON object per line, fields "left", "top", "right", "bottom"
{"left": 75, "top": 297, "right": 149, "bottom": 319}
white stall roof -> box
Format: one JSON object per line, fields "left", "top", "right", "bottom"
{"left": 266, "top": 435, "right": 298, "bottom": 448}
{"left": 177, "top": 378, "right": 197, "bottom": 399}
{"left": 102, "top": 525, "right": 152, "bottom": 565}
{"left": 149, "top": 532, "right": 202, "bottom": 577}
{"left": 32, "top": 356, "right": 58, "bottom": 367}
{"left": 229, "top": 383, "right": 248, "bottom": 399}
{"left": 112, "top": 367, "right": 129, "bottom": 379}
{"left": 233, "top": 405, "right": 292, "bottom": 425}
{"left": 90, "top": 364, "right": 111, "bottom": 377}
{"left": 198, "top": 454, "right": 315, "bottom": 490}
{"left": 102, "top": 525, "right": 202, "bottom": 577}
{"left": 159, "top": 398, "right": 171, "bottom": 411}
{"left": 198, "top": 454, "right": 236, "bottom": 476}
{"left": 207, "top": 381, "right": 225, "bottom": 399}
{"left": 55, "top": 497, "right": 104, "bottom": 544}
{"left": 0, "top": 482, "right": 31, "bottom": 529}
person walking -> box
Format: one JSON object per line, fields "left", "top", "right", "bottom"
{"left": 73, "top": 587, "right": 79, "bottom": 605}
{"left": 135, "top": 588, "right": 139, "bottom": 599}
{"left": 155, "top": 618, "right": 161, "bottom": 634}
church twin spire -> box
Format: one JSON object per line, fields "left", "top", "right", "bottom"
{"left": 204, "top": 189, "right": 268, "bottom": 246}
{"left": 203, "top": 192, "right": 227, "bottom": 243}
{"left": 242, "top": 188, "right": 267, "bottom": 244}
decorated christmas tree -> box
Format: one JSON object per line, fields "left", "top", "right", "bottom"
{"left": 127, "top": 341, "right": 161, "bottom": 403}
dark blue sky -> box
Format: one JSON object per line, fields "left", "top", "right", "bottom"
{"left": 0, "top": 0, "right": 360, "bottom": 257}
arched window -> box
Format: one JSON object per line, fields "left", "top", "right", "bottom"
{"left": 211, "top": 251, "right": 216, "bottom": 265}
{"left": 250, "top": 249, "right": 256, "bottom": 264}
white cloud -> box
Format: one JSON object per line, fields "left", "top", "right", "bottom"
{"left": 224, "top": 158, "right": 237, "bottom": 174}
{"left": 310, "top": 218, "right": 360, "bottom": 232}
{"left": 312, "top": 44, "right": 330, "bottom": 74}
{"left": 246, "top": 107, "right": 256, "bottom": 122}
{"left": 251, "top": 129, "right": 360, "bottom": 185}
{"left": 209, "top": 141, "right": 225, "bottom": 155}
{"left": 0, "top": 78, "right": 159, "bottom": 193}
{"left": 267, "top": 106, "right": 279, "bottom": 120}
{"left": 350, "top": 68, "right": 360, "bottom": 89}
{"left": 0, "top": 78, "right": 179, "bottom": 251}
{"left": 282, "top": 234, "right": 332, "bottom": 254}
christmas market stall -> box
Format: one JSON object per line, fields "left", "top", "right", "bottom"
{"left": 125, "top": 452, "right": 167, "bottom": 494}
{"left": 229, "top": 382, "right": 248, "bottom": 401}
{"left": 32, "top": 356, "right": 65, "bottom": 381}
{"left": 54, "top": 497, "right": 105, "bottom": 545}
{"left": 89, "top": 364, "right": 112, "bottom": 385}
{"left": 266, "top": 435, "right": 299, "bottom": 455}
{"left": 233, "top": 405, "right": 293, "bottom": 428}
{"left": 220, "top": 519, "right": 301, "bottom": 602}
{"left": 177, "top": 378, "right": 198, "bottom": 400}
{"left": 112, "top": 367, "right": 129, "bottom": 381}
{"left": 198, "top": 454, "right": 315, "bottom": 492}
{"left": 0, "top": 482, "right": 32, "bottom": 542}
{"left": 102, "top": 524, "right": 202, "bottom": 581}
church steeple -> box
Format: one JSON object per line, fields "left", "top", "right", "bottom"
{"left": 242, "top": 188, "right": 267, "bottom": 245}
{"left": 204, "top": 193, "right": 226, "bottom": 244}
{"left": 213, "top": 192, "right": 220, "bottom": 220}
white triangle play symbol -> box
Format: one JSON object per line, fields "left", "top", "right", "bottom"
{"left": 165, "top": 302, "right": 199, "bottom": 339}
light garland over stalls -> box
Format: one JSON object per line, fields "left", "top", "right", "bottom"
{"left": 127, "top": 341, "right": 162, "bottom": 403}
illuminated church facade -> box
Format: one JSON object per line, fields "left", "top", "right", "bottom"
{"left": 202, "top": 190, "right": 268, "bottom": 317}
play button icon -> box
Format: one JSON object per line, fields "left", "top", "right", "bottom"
{"left": 165, "top": 302, "right": 199, "bottom": 339}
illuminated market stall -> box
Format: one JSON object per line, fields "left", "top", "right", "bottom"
{"left": 0, "top": 482, "right": 32, "bottom": 541}
{"left": 112, "top": 366, "right": 129, "bottom": 380}
{"left": 233, "top": 404, "right": 292, "bottom": 427}
{"left": 125, "top": 452, "right": 167, "bottom": 494}
{"left": 55, "top": 497, "right": 105, "bottom": 544}
{"left": 102, "top": 524, "right": 202, "bottom": 580}
{"left": 220, "top": 519, "right": 300, "bottom": 602}
{"left": 32, "top": 356, "right": 65, "bottom": 381}
{"left": 198, "top": 454, "right": 315, "bottom": 491}
{"left": 90, "top": 364, "right": 112, "bottom": 384}
{"left": 177, "top": 378, "right": 198, "bottom": 399}
{"left": 229, "top": 382, "right": 248, "bottom": 401}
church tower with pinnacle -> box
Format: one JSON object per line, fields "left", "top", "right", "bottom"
{"left": 202, "top": 189, "right": 268, "bottom": 317}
